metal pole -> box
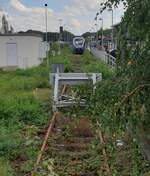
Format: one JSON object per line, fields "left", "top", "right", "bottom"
{"left": 102, "top": 19, "right": 104, "bottom": 47}
{"left": 66, "top": 28, "right": 68, "bottom": 43}
{"left": 108, "top": 8, "right": 114, "bottom": 49}
{"left": 95, "top": 24, "right": 98, "bottom": 42}
{"left": 45, "top": 4, "right": 48, "bottom": 66}
{"left": 99, "top": 18, "right": 103, "bottom": 47}
{"left": 111, "top": 9, "right": 114, "bottom": 49}
{"left": 58, "top": 19, "right": 63, "bottom": 41}
{"left": 64, "top": 25, "right": 68, "bottom": 43}
{"left": 58, "top": 19, "right": 62, "bottom": 55}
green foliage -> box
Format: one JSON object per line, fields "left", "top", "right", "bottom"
{"left": 0, "top": 65, "right": 49, "bottom": 96}
{"left": 49, "top": 55, "right": 73, "bottom": 72}
{"left": 100, "top": 0, "right": 150, "bottom": 135}
{"left": 0, "top": 63, "right": 50, "bottom": 174}
{"left": 50, "top": 42, "right": 60, "bottom": 53}
{"left": 81, "top": 0, "right": 150, "bottom": 173}
{"left": 0, "top": 94, "right": 48, "bottom": 123}
{"left": 0, "top": 124, "right": 22, "bottom": 159}
{"left": 49, "top": 43, "right": 73, "bottom": 72}
{"left": 20, "top": 160, "right": 34, "bottom": 173}
{"left": 15, "top": 64, "right": 49, "bottom": 78}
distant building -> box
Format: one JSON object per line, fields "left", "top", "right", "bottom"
{"left": 0, "top": 33, "right": 47, "bottom": 70}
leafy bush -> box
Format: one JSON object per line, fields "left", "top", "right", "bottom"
{"left": 83, "top": 61, "right": 114, "bottom": 79}
{"left": 49, "top": 55, "right": 73, "bottom": 72}
{"left": 15, "top": 64, "right": 49, "bottom": 78}
{"left": 50, "top": 42, "right": 60, "bottom": 52}
{"left": 0, "top": 94, "right": 49, "bottom": 125}
{"left": 0, "top": 68, "right": 49, "bottom": 96}
{"left": 0, "top": 124, "right": 23, "bottom": 159}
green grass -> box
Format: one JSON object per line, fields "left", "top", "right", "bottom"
{"left": 49, "top": 43, "right": 73, "bottom": 72}
{"left": 0, "top": 62, "right": 51, "bottom": 175}
{"left": 81, "top": 50, "right": 115, "bottom": 79}
{"left": 49, "top": 55, "right": 73, "bottom": 72}
{"left": 0, "top": 45, "right": 73, "bottom": 175}
{"left": 49, "top": 43, "right": 114, "bottom": 78}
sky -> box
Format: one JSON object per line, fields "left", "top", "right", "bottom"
{"left": 0, "top": 0, "right": 125, "bottom": 35}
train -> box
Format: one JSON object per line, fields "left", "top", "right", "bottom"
{"left": 72, "top": 36, "right": 85, "bottom": 54}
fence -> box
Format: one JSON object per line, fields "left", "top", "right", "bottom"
{"left": 90, "top": 47, "right": 116, "bottom": 67}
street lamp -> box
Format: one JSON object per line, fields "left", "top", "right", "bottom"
{"left": 89, "top": 29, "right": 92, "bottom": 49}
{"left": 91, "top": 27, "right": 95, "bottom": 42}
{"left": 99, "top": 18, "right": 103, "bottom": 47}
{"left": 58, "top": 19, "right": 63, "bottom": 54}
{"left": 108, "top": 8, "right": 114, "bottom": 49}
{"left": 68, "top": 25, "right": 74, "bottom": 42}
{"left": 58, "top": 19, "right": 63, "bottom": 26}
{"left": 45, "top": 3, "right": 48, "bottom": 66}
{"left": 64, "top": 24, "right": 69, "bottom": 43}
{"left": 58, "top": 19, "right": 63, "bottom": 42}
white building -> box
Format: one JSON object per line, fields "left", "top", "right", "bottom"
{"left": 0, "top": 34, "right": 47, "bottom": 69}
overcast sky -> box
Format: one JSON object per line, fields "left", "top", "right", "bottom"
{"left": 0, "top": 0, "right": 125, "bottom": 35}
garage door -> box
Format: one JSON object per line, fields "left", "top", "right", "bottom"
{"left": 6, "top": 43, "right": 18, "bottom": 66}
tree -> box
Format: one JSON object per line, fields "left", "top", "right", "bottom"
{"left": 10, "top": 25, "right": 14, "bottom": 34}
{"left": 1, "top": 15, "right": 9, "bottom": 34}
{"left": 99, "top": 0, "right": 150, "bottom": 162}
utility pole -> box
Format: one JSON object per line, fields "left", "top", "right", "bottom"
{"left": 58, "top": 19, "right": 63, "bottom": 55}
{"left": 64, "top": 24, "right": 68, "bottom": 43}
{"left": 99, "top": 18, "right": 103, "bottom": 47}
{"left": 58, "top": 19, "right": 63, "bottom": 41}
{"left": 95, "top": 23, "right": 98, "bottom": 44}
{"left": 108, "top": 8, "right": 114, "bottom": 49}
{"left": 45, "top": 3, "right": 48, "bottom": 66}
{"left": 91, "top": 27, "right": 95, "bottom": 44}
{"left": 89, "top": 29, "right": 92, "bottom": 50}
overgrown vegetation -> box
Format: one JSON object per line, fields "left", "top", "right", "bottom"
{"left": 49, "top": 43, "right": 113, "bottom": 78}
{"left": 0, "top": 63, "right": 51, "bottom": 175}
{"left": 81, "top": 50, "right": 114, "bottom": 78}
{"left": 1, "top": 32, "right": 149, "bottom": 175}
{"left": 0, "top": 44, "right": 113, "bottom": 175}
{"left": 78, "top": 0, "right": 150, "bottom": 175}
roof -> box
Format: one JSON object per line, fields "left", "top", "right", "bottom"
{"left": 0, "top": 33, "right": 43, "bottom": 38}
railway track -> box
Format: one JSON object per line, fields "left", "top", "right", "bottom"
{"left": 31, "top": 111, "right": 111, "bottom": 176}
{"left": 71, "top": 54, "right": 83, "bottom": 72}
{"left": 31, "top": 54, "right": 111, "bottom": 176}
{"left": 45, "top": 115, "right": 97, "bottom": 176}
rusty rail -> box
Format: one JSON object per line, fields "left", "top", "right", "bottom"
{"left": 31, "top": 112, "right": 59, "bottom": 175}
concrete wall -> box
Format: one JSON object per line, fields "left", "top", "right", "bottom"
{"left": 0, "top": 35, "right": 45, "bottom": 69}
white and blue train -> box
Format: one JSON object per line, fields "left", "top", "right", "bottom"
{"left": 72, "top": 36, "right": 85, "bottom": 54}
